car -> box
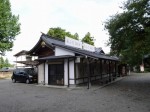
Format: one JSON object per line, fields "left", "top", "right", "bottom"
{"left": 0, "top": 67, "right": 14, "bottom": 72}
{"left": 11, "top": 68, "right": 37, "bottom": 84}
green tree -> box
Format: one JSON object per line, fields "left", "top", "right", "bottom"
{"left": 4, "top": 58, "right": 10, "bottom": 67}
{"left": 82, "top": 32, "right": 94, "bottom": 45}
{"left": 73, "top": 33, "right": 79, "bottom": 40}
{"left": 0, "top": 0, "right": 20, "bottom": 54}
{"left": 0, "top": 57, "right": 4, "bottom": 68}
{"left": 47, "top": 27, "right": 79, "bottom": 40}
{"left": 104, "top": 0, "right": 150, "bottom": 66}
{"left": 0, "top": 57, "right": 12, "bottom": 68}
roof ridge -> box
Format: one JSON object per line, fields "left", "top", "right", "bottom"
{"left": 41, "top": 33, "right": 65, "bottom": 42}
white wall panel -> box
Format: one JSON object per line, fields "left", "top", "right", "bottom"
{"left": 38, "top": 64, "right": 44, "bottom": 84}
{"left": 55, "top": 47, "right": 74, "bottom": 56}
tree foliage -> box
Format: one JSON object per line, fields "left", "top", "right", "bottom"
{"left": 0, "top": 57, "right": 12, "bottom": 68}
{"left": 82, "top": 32, "right": 94, "bottom": 45}
{"left": 47, "top": 27, "right": 79, "bottom": 40}
{"left": 47, "top": 27, "right": 95, "bottom": 45}
{"left": 0, "top": 0, "right": 20, "bottom": 54}
{"left": 105, "top": 0, "right": 150, "bottom": 66}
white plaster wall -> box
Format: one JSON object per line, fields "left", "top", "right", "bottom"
{"left": 16, "top": 55, "right": 26, "bottom": 61}
{"left": 32, "top": 56, "right": 38, "bottom": 60}
{"left": 64, "top": 59, "right": 75, "bottom": 85}
{"left": 16, "top": 55, "right": 37, "bottom": 61}
{"left": 45, "top": 63, "right": 48, "bottom": 85}
{"left": 64, "top": 59, "right": 68, "bottom": 86}
{"left": 15, "top": 55, "right": 38, "bottom": 68}
{"left": 69, "top": 60, "right": 75, "bottom": 84}
{"left": 15, "top": 55, "right": 26, "bottom": 67}
{"left": 38, "top": 64, "right": 44, "bottom": 84}
{"left": 55, "top": 47, "right": 75, "bottom": 56}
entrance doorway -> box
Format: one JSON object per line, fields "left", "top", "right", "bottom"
{"left": 48, "top": 64, "right": 64, "bottom": 85}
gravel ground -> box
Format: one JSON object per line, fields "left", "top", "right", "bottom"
{"left": 0, "top": 73, "right": 150, "bottom": 112}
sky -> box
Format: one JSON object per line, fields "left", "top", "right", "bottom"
{"left": 6, "top": 0, "right": 125, "bottom": 64}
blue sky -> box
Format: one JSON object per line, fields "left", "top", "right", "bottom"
{"left": 6, "top": 0, "right": 124, "bottom": 64}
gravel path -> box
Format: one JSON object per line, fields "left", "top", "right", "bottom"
{"left": 0, "top": 73, "right": 150, "bottom": 112}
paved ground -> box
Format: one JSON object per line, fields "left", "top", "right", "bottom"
{"left": 0, "top": 73, "right": 150, "bottom": 112}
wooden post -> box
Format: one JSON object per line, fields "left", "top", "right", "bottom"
{"left": 68, "top": 58, "right": 70, "bottom": 87}
{"left": 100, "top": 59, "right": 102, "bottom": 80}
{"left": 44, "top": 61, "right": 45, "bottom": 85}
{"left": 109, "top": 60, "right": 111, "bottom": 82}
{"left": 74, "top": 58, "right": 76, "bottom": 84}
{"left": 87, "top": 58, "right": 91, "bottom": 89}
{"left": 115, "top": 62, "right": 117, "bottom": 78}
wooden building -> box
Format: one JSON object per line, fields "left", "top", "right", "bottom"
{"left": 15, "top": 33, "right": 119, "bottom": 88}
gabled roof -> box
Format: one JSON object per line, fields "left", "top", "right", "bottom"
{"left": 14, "top": 50, "right": 28, "bottom": 57}
{"left": 14, "top": 61, "right": 39, "bottom": 66}
{"left": 28, "top": 33, "right": 119, "bottom": 61}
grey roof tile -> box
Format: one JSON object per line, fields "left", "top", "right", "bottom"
{"left": 41, "top": 34, "right": 119, "bottom": 61}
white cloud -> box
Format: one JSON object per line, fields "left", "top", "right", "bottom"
{"left": 6, "top": 0, "right": 124, "bottom": 64}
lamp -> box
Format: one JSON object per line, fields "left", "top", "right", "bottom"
{"left": 41, "top": 41, "right": 46, "bottom": 48}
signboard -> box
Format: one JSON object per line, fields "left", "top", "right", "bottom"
{"left": 65, "top": 37, "right": 82, "bottom": 49}
{"left": 65, "top": 37, "right": 95, "bottom": 52}
{"left": 82, "top": 42, "right": 95, "bottom": 52}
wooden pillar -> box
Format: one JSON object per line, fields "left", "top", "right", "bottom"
{"left": 115, "top": 62, "right": 117, "bottom": 78}
{"left": 44, "top": 61, "right": 45, "bottom": 85}
{"left": 109, "top": 60, "right": 111, "bottom": 82}
{"left": 87, "top": 58, "right": 91, "bottom": 89}
{"left": 100, "top": 59, "right": 102, "bottom": 80}
{"left": 74, "top": 58, "right": 76, "bottom": 84}
{"left": 82, "top": 58, "right": 84, "bottom": 83}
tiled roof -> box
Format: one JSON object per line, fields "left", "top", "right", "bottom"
{"left": 37, "top": 55, "right": 75, "bottom": 61}
{"left": 14, "top": 50, "right": 28, "bottom": 57}
{"left": 40, "top": 34, "right": 119, "bottom": 61}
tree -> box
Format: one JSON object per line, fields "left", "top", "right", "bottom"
{"left": 0, "top": 57, "right": 4, "bottom": 68}
{"left": 73, "top": 33, "right": 79, "bottom": 40}
{"left": 0, "top": 0, "right": 20, "bottom": 55}
{"left": 4, "top": 58, "right": 10, "bottom": 67}
{"left": 0, "top": 57, "right": 12, "bottom": 68}
{"left": 104, "top": 0, "right": 150, "bottom": 66}
{"left": 47, "top": 27, "right": 95, "bottom": 45}
{"left": 47, "top": 27, "right": 79, "bottom": 40}
{"left": 82, "top": 32, "right": 94, "bottom": 45}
